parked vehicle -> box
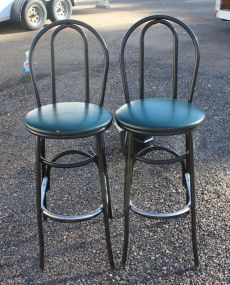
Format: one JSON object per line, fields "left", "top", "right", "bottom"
{"left": 216, "top": 0, "right": 230, "bottom": 20}
{"left": 0, "top": 0, "right": 74, "bottom": 30}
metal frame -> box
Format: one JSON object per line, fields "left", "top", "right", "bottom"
{"left": 29, "top": 19, "right": 109, "bottom": 108}
{"left": 28, "top": 20, "right": 114, "bottom": 270}
{"left": 120, "top": 15, "right": 200, "bottom": 103}
{"left": 119, "top": 15, "right": 200, "bottom": 267}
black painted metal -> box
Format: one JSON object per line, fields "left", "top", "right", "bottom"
{"left": 119, "top": 15, "right": 201, "bottom": 268}
{"left": 51, "top": 24, "right": 89, "bottom": 104}
{"left": 120, "top": 15, "right": 200, "bottom": 103}
{"left": 118, "top": 127, "right": 153, "bottom": 155}
{"left": 36, "top": 142, "right": 113, "bottom": 268}
{"left": 185, "top": 133, "right": 190, "bottom": 204}
{"left": 135, "top": 145, "right": 188, "bottom": 165}
{"left": 139, "top": 19, "right": 178, "bottom": 99}
{"left": 130, "top": 171, "right": 192, "bottom": 219}
{"left": 98, "top": 135, "right": 113, "bottom": 219}
{"left": 36, "top": 137, "right": 44, "bottom": 270}
{"left": 130, "top": 200, "right": 191, "bottom": 219}
{"left": 41, "top": 177, "right": 103, "bottom": 222}
{"left": 41, "top": 149, "right": 97, "bottom": 168}
{"left": 186, "top": 132, "right": 199, "bottom": 266}
{"left": 96, "top": 134, "right": 115, "bottom": 269}
{"left": 27, "top": 20, "right": 114, "bottom": 270}
{"left": 40, "top": 137, "right": 47, "bottom": 221}
{"left": 122, "top": 132, "right": 134, "bottom": 267}
{"left": 29, "top": 19, "right": 109, "bottom": 107}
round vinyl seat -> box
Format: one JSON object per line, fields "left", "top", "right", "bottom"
{"left": 25, "top": 102, "right": 113, "bottom": 137}
{"left": 115, "top": 98, "right": 205, "bottom": 134}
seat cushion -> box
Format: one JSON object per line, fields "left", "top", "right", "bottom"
{"left": 115, "top": 98, "right": 205, "bottom": 134}
{"left": 25, "top": 102, "right": 113, "bottom": 137}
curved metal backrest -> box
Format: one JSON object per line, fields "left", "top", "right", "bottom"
{"left": 29, "top": 19, "right": 109, "bottom": 107}
{"left": 120, "top": 15, "right": 200, "bottom": 103}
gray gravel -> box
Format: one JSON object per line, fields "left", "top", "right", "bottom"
{"left": 0, "top": 0, "right": 229, "bottom": 284}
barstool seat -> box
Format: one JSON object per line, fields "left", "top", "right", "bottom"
{"left": 25, "top": 102, "right": 113, "bottom": 137}
{"left": 116, "top": 98, "right": 205, "bottom": 134}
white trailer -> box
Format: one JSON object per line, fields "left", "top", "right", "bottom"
{"left": 0, "top": 0, "right": 110, "bottom": 30}
{"left": 216, "top": 0, "right": 230, "bottom": 20}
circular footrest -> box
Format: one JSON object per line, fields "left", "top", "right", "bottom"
{"left": 41, "top": 149, "right": 97, "bottom": 169}
{"left": 135, "top": 145, "right": 188, "bottom": 165}
{"left": 41, "top": 177, "right": 103, "bottom": 223}
{"left": 130, "top": 200, "right": 191, "bottom": 219}
{"left": 129, "top": 172, "right": 192, "bottom": 219}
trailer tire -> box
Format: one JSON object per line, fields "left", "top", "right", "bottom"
{"left": 48, "top": 0, "right": 72, "bottom": 22}
{"left": 21, "top": 0, "right": 47, "bottom": 30}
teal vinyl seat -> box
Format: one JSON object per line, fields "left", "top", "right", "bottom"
{"left": 116, "top": 98, "right": 205, "bottom": 135}
{"left": 117, "top": 15, "right": 205, "bottom": 268}
{"left": 25, "top": 102, "right": 113, "bottom": 137}
{"left": 24, "top": 20, "right": 114, "bottom": 270}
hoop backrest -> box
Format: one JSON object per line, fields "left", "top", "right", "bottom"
{"left": 120, "top": 15, "right": 200, "bottom": 103}
{"left": 29, "top": 19, "right": 109, "bottom": 107}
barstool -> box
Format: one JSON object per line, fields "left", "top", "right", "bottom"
{"left": 25, "top": 20, "right": 114, "bottom": 269}
{"left": 115, "top": 15, "right": 205, "bottom": 267}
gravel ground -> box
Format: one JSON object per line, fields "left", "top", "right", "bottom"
{"left": 0, "top": 0, "right": 229, "bottom": 284}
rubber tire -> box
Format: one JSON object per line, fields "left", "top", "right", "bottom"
{"left": 48, "top": 0, "right": 72, "bottom": 22}
{"left": 21, "top": 0, "right": 47, "bottom": 31}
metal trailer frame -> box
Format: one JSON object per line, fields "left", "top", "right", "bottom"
{"left": 216, "top": 0, "right": 230, "bottom": 20}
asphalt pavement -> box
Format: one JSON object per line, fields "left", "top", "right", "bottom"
{"left": 0, "top": 0, "right": 229, "bottom": 284}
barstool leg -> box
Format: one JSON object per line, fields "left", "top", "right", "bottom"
{"left": 96, "top": 134, "right": 115, "bottom": 269}
{"left": 40, "top": 138, "right": 47, "bottom": 221}
{"left": 186, "top": 132, "right": 199, "bottom": 267}
{"left": 100, "top": 135, "right": 113, "bottom": 219}
{"left": 122, "top": 132, "right": 134, "bottom": 267}
{"left": 184, "top": 134, "right": 190, "bottom": 205}
{"left": 35, "top": 137, "right": 45, "bottom": 270}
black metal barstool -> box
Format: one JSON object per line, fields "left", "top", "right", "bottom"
{"left": 25, "top": 20, "right": 114, "bottom": 270}
{"left": 115, "top": 15, "right": 205, "bottom": 267}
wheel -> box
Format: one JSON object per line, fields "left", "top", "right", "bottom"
{"left": 21, "top": 0, "right": 47, "bottom": 31}
{"left": 48, "top": 0, "right": 72, "bottom": 22}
